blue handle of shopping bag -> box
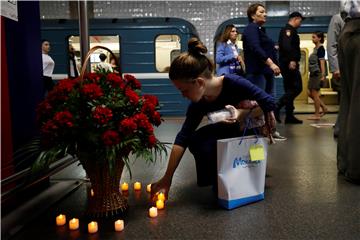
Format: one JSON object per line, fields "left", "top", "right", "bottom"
{"left": 238, "top": 109, "right": 259, "bottom": 145}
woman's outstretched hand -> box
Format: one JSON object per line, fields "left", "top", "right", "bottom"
{"left": 150, "top": 177, "right": 171, "bottom": 202}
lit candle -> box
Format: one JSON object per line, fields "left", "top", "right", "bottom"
{"left": 88, "top": 221, "right": 98, "bottom": 234}
{"left": 156, "top": 199, "right": 164, "bottom": 210}
{"left": 90, "top": 189, "right": 94, "bottom": 196}
{"left": 69, "top": 218, "right": 79, "bottom": 230}
{"left": 149, "top": 207, "right": 158, "bottom": 218}
{"left": 56, "top": 214, "right": 66, "bottom": 226}
{"left": 114, "top": 219, "right": 124, "bottom": 232}
{"left": 157, "top": 192, "right": 165, "bottom": 201}
{"left": 121, "top": 182, "right": 129, "bottom": 191}
{"left": 134, "top": 182, "right": 141, "bottom": 191}
{"left": 146, "top": 184, "right": 151, "bottom": 193}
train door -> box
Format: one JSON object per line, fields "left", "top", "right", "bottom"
{"left": 155, "top": 34, "right": 181, "bottom": 73}
{"left": 294, "top": 48, "right": 309, "bottom": 104}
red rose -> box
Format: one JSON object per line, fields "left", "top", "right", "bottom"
{"left": 81, "top": 83, "right": 104, "bottom": 99}
{"left": 102, "top": 130, "right": 120, "bottom": 146}
{"left": 92, "top": 106, "right": 113, "bottom": 125}
{"left": 141, "top": 101, "right": 156, "bottom": 114}
{"left": 143, "top": 95, "right": 159, "bottom": 106}
{"left": 85, "top": 73, "right": 101, "bottom": 82}
{"left": 125, "top": 88, "right": 139, "bottom": 105}
{"left": 41, "top": 119, "right": 58, "bottom": 134}
{"left": 119, "top": 118, "right": 137, "bottom": 135}
{"left": 106, "top": 73, "right": 125, "bottom": 88}
{"left": 134, "top": 113, "right": 153, "bottom": 134}
{"left": 53, "top": 111, "right": 73, "bottom": 127}
{"left": 151, "top": 111, "right": 162, "bottom": 127}
{"left": 148, "top": 135, "right": 157, "bottom": 148}
{"left": 55, "top": 79, "right": 77, "bottom": 93}
{"left": 124, "top": 74, "right": 141, "bottom": 89}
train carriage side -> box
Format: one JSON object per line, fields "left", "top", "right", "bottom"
{"left": 214, "top": 16, "right": 333, "bottom": 106}
{"left": 41, "top": 18, "right": 199, "bottom": 116}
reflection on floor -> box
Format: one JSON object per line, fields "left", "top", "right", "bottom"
{"left": 6, "top": 114, "right": 360, "bottom": 240}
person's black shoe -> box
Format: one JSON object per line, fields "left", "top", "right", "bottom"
{"left": 274, "top": 107, "right": 281, "bottom": 123}
{"left": 285, "top": 116, "right": 303, "bottom": 124}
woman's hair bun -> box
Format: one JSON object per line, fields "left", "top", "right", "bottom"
{"left": 188, "top": 37, "right": 207, "bottom": 56}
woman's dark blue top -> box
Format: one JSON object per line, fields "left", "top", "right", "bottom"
{"left": 174, "top": 74, "right": 275, "bottom": 148}
{"left": 242, "top": 22, "right": 276, "bottom": 75}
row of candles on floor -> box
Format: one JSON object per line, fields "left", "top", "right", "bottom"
{"left": 56, "top": 183, "right": 166, "bottom": 233}
{"left": 56, "top": 215, "right": 124, "bottom": 233}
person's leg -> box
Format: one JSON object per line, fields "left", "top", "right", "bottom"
{"left": 337, "top": 19, "right": 360, "bottom": 182}
{"left": 285, "top": 69, "right": 303, "bottom": 124}
{"left": 43, "top": 76, "right": 54, "bottom": 92}
{"left": 264, "top": 73, "right": 274, "bottom": 96}
{"left": 308, "top": 89, "right": 321, "bottom": 120}
{"left": 188, "top": 123, "right": 242, "bottom": 187}
{"left": 265, "top": 73, "right": 286, "bottom": 140}
{"left": 313, "top": 90, "right": 321, "bottom": 116}
{"left": 319, "top": 97, "right": 328, "bottom": 116}
{"left": 275, "top": 66, "right": 292, "bottom": 123}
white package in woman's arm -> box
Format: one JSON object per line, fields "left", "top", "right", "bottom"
{"left": 207, "top": 109, "right": 232, "bottom": 124}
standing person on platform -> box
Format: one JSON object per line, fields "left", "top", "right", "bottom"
{"left": 337, "top": 0, "right": 360, "bottom": 184}
{"left": 150, "top": 38, "right": 276, "bottom": 200}
{"left": 307, "top": 31, "right": 328, "bottom": 120}
{"left": 242, "top": 3, "right": 281, "bottom": 90}
{"left": 215, "top": 24, "right": 245, "bottom": 76}
{"left": 68, "top": 44, "right": 79, "bottom": 79}
{"left": 110, "top": 57, "right": 120, "bottom": 74}
{"left": 274, "top": 12, "right": 305, "bottom": 124}
{"left": 96, "top": 53, "right": 113, "bottom": 72}
{"left": 41, "top": 39, "right": 55, "bottom": 92}
{"left": 242, "top": 3, "right": 286, "bottom": 140}
{"left": 327, "top": 4, "right": 347, "bottom": 138}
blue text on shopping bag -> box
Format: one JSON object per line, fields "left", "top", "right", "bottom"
{"left": 233, "top": 156, "right": 261, "bottom": 168}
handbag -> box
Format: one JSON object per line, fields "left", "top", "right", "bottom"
{"left": 217, "top": 120, "right": 268, "bottom": 209}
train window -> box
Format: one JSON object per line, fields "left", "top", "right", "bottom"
{"left": 236, "top": 33, "right": 245, "bottom": 58}
{"left": 155, "top": 35, "right": 180, "bottom": 72}
{"left": 68, "top": 35, "right": 120, "bottom": 72}
{"left": 170, "top": 49, "right": 181, "bottom": 63}
{"left": 236, "top": 33, "right": 243, "bottom": 50}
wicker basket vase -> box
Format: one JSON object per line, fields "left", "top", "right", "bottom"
{"left": 76, "top": 46, "right": 128, "bottom": 217}
{"left": 78, "top": 151, "right": 128, "bottom": 218}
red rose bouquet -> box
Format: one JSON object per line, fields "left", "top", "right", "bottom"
{"left": 35, "top": 72, "right": 166, "bottom": 175}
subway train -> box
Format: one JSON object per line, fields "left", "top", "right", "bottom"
{"left": 41, "top": 17, "right": 198, "bottom": 116}
{"left": 41, "top": 16, "right": 335, "bottom": 116}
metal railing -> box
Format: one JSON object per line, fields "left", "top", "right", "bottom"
{"left": 1, "top": 155, "right": 78, "bottom": 203}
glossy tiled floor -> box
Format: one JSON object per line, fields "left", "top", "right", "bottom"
{"left": 7, "top": 114, "right": 360, "bottom": 240}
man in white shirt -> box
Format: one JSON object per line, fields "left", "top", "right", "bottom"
{"left": 42, "top": 39, "right": 55, "bottom": 91}
{"left": 96, "top": 53, "right": 113, "bottom": 72}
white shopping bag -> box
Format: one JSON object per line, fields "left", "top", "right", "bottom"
{"left": 217, "top": 135, "right": 268, "bottom": 209}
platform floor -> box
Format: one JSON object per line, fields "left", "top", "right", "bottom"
{"left": 5, "top": 114, "right": 360, "bottom": 240}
